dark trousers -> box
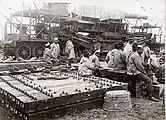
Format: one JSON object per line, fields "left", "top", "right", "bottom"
{"left": 93, "top": 69, "right": 102, "bottom": 77}
{"left": 136, "top": 73, "right": 154, "bottom": 93}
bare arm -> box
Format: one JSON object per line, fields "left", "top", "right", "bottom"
{"left": 122, "top": 52, "right": 127, "bottom": 64}
{"left": 105, "top": 53, "right": 109, "bottom": 63}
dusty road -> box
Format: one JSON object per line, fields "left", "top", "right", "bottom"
{"left": 0, "top": 97, "right": 165, "bottom": 120}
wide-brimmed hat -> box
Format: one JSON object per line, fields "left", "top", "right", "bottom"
{"left": 54, "top": 37, "right": 59, "bottom": 42}
{"left": 45, "top": 42, "right": 50, "bottom": 47}
{"left": 94, "top": 49, "right": 101, "bottom": 54}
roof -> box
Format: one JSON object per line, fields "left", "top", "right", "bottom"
{"left": 11, "top": 9, "right": 68, "bottom": 18}
{"left": 131, "top": 25, "right": 160, "bottom": 29}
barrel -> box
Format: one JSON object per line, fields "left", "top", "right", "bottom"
{"left": 103, "top": 90, "right": 132, "bottom": 111}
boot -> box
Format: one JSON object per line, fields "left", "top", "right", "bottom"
{"left": 148, "top": 93, "right": 160, "bottom": 102}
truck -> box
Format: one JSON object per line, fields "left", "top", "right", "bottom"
{"left": 2, "top": 2, "right": 146, "bottom": 60}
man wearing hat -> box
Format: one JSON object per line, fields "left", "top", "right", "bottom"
{"left": 50, "top": 37, "right": 60, "bottom": 59}
{"left": 89, "top": 49, "right": 102, "bottom": 77}
{"left": 127, "top": 43, "right": 159, "bottom": 102}
{"left": 78, "top": 50, "right": 96, "bottom": 76}
{"left": 65, "top": 38, "right": 75, "bottom": 67}
{"left": 89, "top": 49, "right": 100, "bottom": 68}
{"left": 124, "top": 38, "right": 134, "bottom": 56}
{"left": 43, "top": 42, "right": 59, "bottom": 64}
{"left": 43, "top": 42, "right": 52, "bottom": 64}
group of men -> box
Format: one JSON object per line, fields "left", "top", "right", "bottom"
{"left": 78, "top": 39, "right": 164, "bottom": 102}
{"left": 43, "top": 37, "right": 75, "bottom": 66}
{"left": 42, "top": 36, "right": 164, "bottom": 102}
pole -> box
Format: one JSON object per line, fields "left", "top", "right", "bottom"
{"left": 19, "top": 2, "right": 24, "bottom": 40}
{"left": 28, "top": 7, "right": 32, "bottom": 38}
{"left": 10, "top": 16, "right": 12, "bottom": 40}
{"left": 164, "top": 2, "right": 166, "bottom": 43}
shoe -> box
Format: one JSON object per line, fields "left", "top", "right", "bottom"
{"left": 148, "top": 96, "right": 160, "bottom": 102}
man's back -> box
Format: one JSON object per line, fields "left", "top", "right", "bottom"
{"left": 105, "top": 49, "right": 118, "bottom": 68}
{"left": 113, "top": 49, "right": 126, "bottom": 69}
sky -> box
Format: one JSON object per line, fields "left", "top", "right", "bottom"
{"left": 0, "top": 0, "right": 165, "bottom": 40}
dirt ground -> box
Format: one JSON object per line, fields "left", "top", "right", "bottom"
{"left": 0, "top": 97, "right": 165, "bottom": 120}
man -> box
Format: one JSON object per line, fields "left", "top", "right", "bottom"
{"left": 89, "top": 49, "right": 100, "bottom": 68}
{"left": 143, "top": 42, "right": 151, "bottom": 64}
{"left": 65, "top": 38, "right": 75, "bottom": 67}
{"left": 43, "top": 42, "right": 59, "bottom": 65}
{"left": 89, "top": 49, "right": 102, "bottom": 77}
{"left": 124, "top": 38, "right": 134, "bottom": 56}
{"left": 78, "top": 50, "right": 95, "bottom": 77}
{"left": 127, "top": 43, "right": 159, "bottom": 102}
{"left": 155, "top": 55, "right": 165, "bottom": 84}
{"left": 105, "top": 43, "right": 118, "bottom": 68}
{"left": 93, "top": 40, "right": 101, "bottom": 52}
{"left": 43, "top": 42, "right": 52, "bottom": 64}
{"left": 50, "top": 37, "right": 60, "bottom": 59}
{"left": 149, "top": 51, "right": 159, "bottom": 73}
{"left": 113, "top": 41, "right": 126, "bottom": 70}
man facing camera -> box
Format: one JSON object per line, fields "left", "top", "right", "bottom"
{"left": 127, "top": 43, "right": 159, "bottom": 102}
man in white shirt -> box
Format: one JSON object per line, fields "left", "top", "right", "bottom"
{"left": 150, "top": 51, "right": 159, "bottom": 73}
{"left": 78, "top": 50, "right": 96, "bottom": 77}
{"left": 89, "top": 49, "right": 100, "bottom": 68}
{"left": 124, "top": 38, "right": 134, "bottom": 56}
{"left": 43, "top": 42, "right": 59, "bottom": 64}
{"left": 89, "top": 49, "right": 102, "bottom": 77}
{"left": 50, "top": 37, "right": 60, "bottom": 59}
{"left": 105, "top": 43, "right": 118, "bottom": 68}
{"left": 65, "top": 38, "right": 75, "bottom": 67}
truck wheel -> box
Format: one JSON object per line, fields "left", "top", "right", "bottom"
{"left": 32, "top": 45, "right": 45, "bottom": 58}
{"left": 15, "top": 45, "right": 31, "bottom": 60}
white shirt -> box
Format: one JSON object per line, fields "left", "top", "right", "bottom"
{"left": 50, "top": 43, "right": 60, "bottom": 59}
{"left": 65, "top": 40, "right": 75, "bottom": 59}
{"left": 78, "top": 57, "right": 95, "bottom": 76}
{"left": 150, "top": 54, "right": 159, "bottom": 68}
{"left": 89, "top": 54, "right": 100, "bottom": 67}
{"left": 105, "top": 49, "right": 118, "bottom": 68}
{"left": 124, "top": 42, "right": 132, "bottom": 56}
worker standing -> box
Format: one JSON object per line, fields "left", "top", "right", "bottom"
{"left": 50, "top": 37, "right": 60, "bottom": 59}
{"left": 65, "top": 38, "right": 75, "bottom": 67}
